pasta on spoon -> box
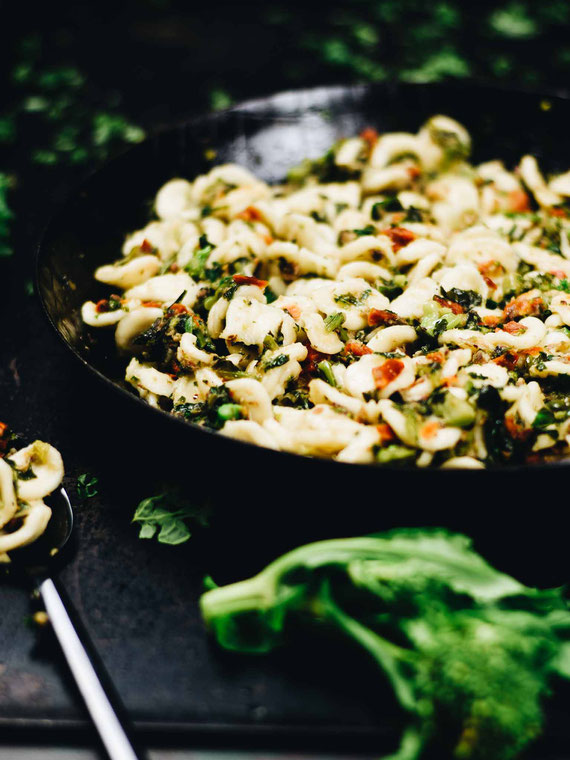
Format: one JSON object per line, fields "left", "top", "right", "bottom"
{"left": 0, "top": 423, "right": 64, "bottom": 561}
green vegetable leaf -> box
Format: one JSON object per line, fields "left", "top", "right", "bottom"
{"left": 201, "top": 529, "right": 570, "bottom": 760}
{"left": 132, "top": 490, "right": 210, "bottom": 546}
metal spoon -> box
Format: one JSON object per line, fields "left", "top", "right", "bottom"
{"left": 11, "top": 487, "right": 147, "bottom": 760}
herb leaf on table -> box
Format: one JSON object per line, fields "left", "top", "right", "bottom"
{"left": 132, "top": 490, "right": 210, "bottom": 545}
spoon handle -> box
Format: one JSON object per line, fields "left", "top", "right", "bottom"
{"left": 39, "top": 577, "right": 147, "bottom": 760}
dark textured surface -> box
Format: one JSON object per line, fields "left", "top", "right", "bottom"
{"left": 1, "top": 83, "right": 570, "bottom": 758}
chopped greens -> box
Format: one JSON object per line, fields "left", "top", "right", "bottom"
{"left": 185, "top": 235, "right": 214, "bottom": 280}
{"left": 324, "top": 312, "right": 346, "bottom": 332}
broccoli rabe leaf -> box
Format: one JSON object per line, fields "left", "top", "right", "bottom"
{"left": 132, "top": 490, "right": 210, "bottom": 545}
{"left": 200, "top": 529, "right": 570, "bottom": 760}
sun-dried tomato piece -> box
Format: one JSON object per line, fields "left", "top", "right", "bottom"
{"left": 503, "top": 295, "right": 543, "bottom": 321}
{"left": 304, "top": 346, "right": 329, "bottom": 374}
{"left": 505, "top": 415, "right": 530, "bottom": 441}
{"left": 345, "top": 340, "right": 373, "bottom": 356}
{"left": 381, "top": 227, "right": 416, "bottom": 251}
{"left": 420, "top": 420, "right": 441, "bottom": 440}
{"left": 548, "top": 207, "right": 567, "bottom": 218}
{"left": 433, "top": 295, "right": 464, "bottom": 314}
{"left": 372, "top": 359, "right": 404, "bottom": 389}
{"left": 169, "top": 303, "right": 189, "bottom": 315}
{"left": 232, "top": 274, "right": 268, "bottom": 289}
{"left": 236, "top": 206, "right": 263, "bottom": 222}
{"left": 360, "top": 127, "right": 379, "bottom": 148}
{"left": 285, "top": 304, "right": 301, "bottom": 321}
{"left": 376, "top": 423, "right": 395, "bottom": 445}
{"left": 507, "top": 189, "right": 531, "bottom": 213}
{"left": 493, "top": 351, "right": 519, "bottom": 370}
{"left": 368, "top": 309, "right": 401, "bottom": 327}
{"left": 501, "top": 320, "right": 527, "bottom": 335}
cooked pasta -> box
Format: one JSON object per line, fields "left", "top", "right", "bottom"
{"left": 82, "top": 115, "right": 570, "bottom": 467}
{"left": 0, "top": 423, "right": 64, "bottom": 561}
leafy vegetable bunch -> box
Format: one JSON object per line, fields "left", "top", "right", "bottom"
{"left": 201, "top": 529, "right": 570, "bottom": 760}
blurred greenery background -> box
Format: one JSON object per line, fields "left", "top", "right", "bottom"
{"left": 1, "top": 0, "right": 570, "bottom": 266}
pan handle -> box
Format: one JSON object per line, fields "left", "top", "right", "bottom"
{"left": 39, "top": 576, "right": 147, "bottom": 760}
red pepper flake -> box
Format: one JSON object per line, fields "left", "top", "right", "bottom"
{"left": 549, "top": 207, "right": 567, "bottom": 217}
{"left": 483, "top": 315, "right": 501, "bottom": 327}
{"left": 360, "top": 127, "right": 379, "bottom": 148}
{"left": 482, "top": 274, "right": 497, "bottom": 290}
{"left": 236, "top": 206, "right": 263, "bottom": 222}
{"left": 407, "top": 165, "right": 421, "bottom": 179}
{"left": 503, "top": 295, "right": 543, "bottom": 321}
{"left": 372, "top": 359, "right": 404, "bottom": 390}
{"left": 507, "top": 189, "right": 531, "bottom": 213}
{"left": 433, "top": 294, "right": 464, "bottom": 314}
{"left": 169, "top": 303, "right": 189, "bottom": 315}
{"left": 141, "top": 238, "right": 154, "bottom": 253}
{"left": 376, "top": 423, "right": 395, "bottom": 445}
{"left": 425, "top": 351, "right": 444, "bottom": 364}
{"left": 368, "top": 308, "right": 401, "bottom": 327}
{"left": 142, "top": 300, "right": 163, "bottom": 308}
{"left": 381, "top": 227, "right": 416, "bottom": 251}
{"left": 232, "top": 274, "right": 268, "bottom": 289}
{"left": 345, "top": 340, "right": 373, "bottom": 356}
{"left": 501, "top": 320, "right": 527, "bottom": 335}
{"left": 442, "top": 374, "right": 458, "bottom": 387}
{"left": 263, "top": 234, "right": 274, "bottom": 245}
{"left": 95, "top": 299, "right": 110, "bottom": 313}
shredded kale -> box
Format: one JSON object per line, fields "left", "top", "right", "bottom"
{"left": 174, "top": 385, "right": 241, "bottom": 429}
{"left": 371, "top": 196, "right": 403, "bottom": 218}
{"left": 440, "top": 287, "right": 482, "bottom": 310}
{"left": 262, "top": 353, "right": 289, "bottom": 372}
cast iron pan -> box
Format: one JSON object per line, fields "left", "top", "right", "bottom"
{"left": 35, "top": 82, "right": 570, "bottom": 582}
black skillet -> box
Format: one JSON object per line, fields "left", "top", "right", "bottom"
{"left": 35, "top": 82, "right": 570, "bottom": 585}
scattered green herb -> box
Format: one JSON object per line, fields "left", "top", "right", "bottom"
{"left": 133, "top": 490, "right": 210, "bottom": 545}
{"left": 77, "top": 473, "right": 99, "bottom": 499}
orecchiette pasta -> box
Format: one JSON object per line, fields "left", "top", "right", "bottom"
{"left": 0, "top": 427, "right": 64, "bottom": 562}
{"left": 82, "top": 115, "right": 570, "bottom": 467}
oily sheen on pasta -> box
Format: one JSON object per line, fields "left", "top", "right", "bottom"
{"left": 82, "top": 115, "right": 570, "bottom": 468}
{"left": 0, "top": 424, "right": 64, "bottom": 561}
